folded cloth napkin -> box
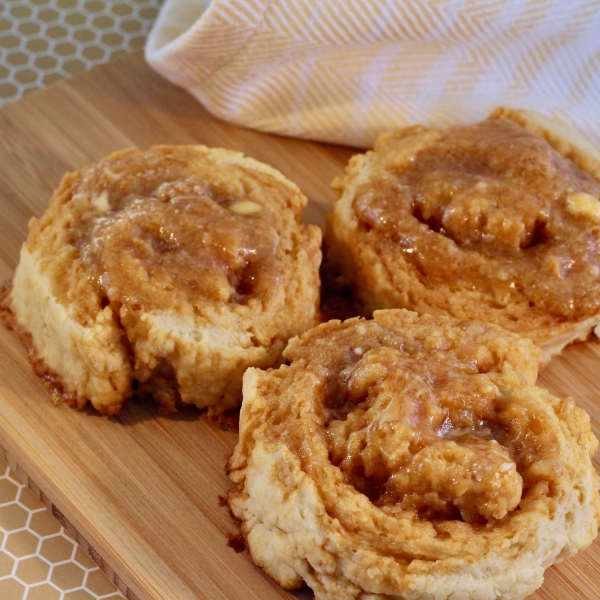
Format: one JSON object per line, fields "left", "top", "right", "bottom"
{"left": 145, "top": 0, "right": 600, "bottom": 148}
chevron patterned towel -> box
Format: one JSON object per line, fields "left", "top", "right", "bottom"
{"left": 145, "top": 0, "right": 600, "bottom": 148}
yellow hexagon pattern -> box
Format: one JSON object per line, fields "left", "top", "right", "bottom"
{"left": 0, "top": 461, "right": 125, "bottom": 599}
{"left": 0, "top": 0, "right": 164, "bottom": 106}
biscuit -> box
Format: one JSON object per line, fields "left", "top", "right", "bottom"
{"left": 228, "top": 309, "right": 600, "bottom": 600}
{"left": 326, "top": 108, "right": 600, "bottom": 362}
{"left": 7, "top": 145, "right": 321, "bottom": 415}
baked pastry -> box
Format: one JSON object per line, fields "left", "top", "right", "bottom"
{"left": 228, "top": 309, "right": 600, "bottom": 600}
{"left": 326, "top": 108, "right": 600, "bottom": 361}
{"left": 6, "top": 145, "right": 321, "bottom": 415}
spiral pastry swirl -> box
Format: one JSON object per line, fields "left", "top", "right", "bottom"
{"left": 326, "top": 108, "right": 600, "bottom": 361}
{"left": 229, "top": 310, "right": 600, "bottom": 600}
{"left": 8, "top": 145, "right": 321, "bottom": 414}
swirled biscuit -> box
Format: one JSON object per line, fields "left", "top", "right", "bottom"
{"left": 7, "top": 145, "right": 321, "bottom": 415}
{"left": 326, "top": 108, "right": 600, "bottom": 361}
{"left": 228, "top": 310, "right": 600, "bottom": 600}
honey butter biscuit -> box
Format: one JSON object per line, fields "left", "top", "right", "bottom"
{"left": 6, "top": 145, "right": 321, "bottom": 415}
{"left": 326, "top": 108, "right": 600, "bottom": 362}
{"left": 228, "top": 309, "right": 600, "bottom": 600}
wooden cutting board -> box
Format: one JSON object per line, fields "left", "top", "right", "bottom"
{"left": 0, "top": 50, "right": 598, "bottom": 600}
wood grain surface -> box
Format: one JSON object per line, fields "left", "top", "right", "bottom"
{"left": 0, "top": 50, "right": 598, "bottom": 600}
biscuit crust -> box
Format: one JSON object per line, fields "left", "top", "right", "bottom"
{"left": 8, "top": 145, "right": 321, "bottom": 414}
{"left": 229, "top": 310, "right": 600, "bottom": 600}
{"left": 327, "top": 108, "right": 600, "bottom": 361}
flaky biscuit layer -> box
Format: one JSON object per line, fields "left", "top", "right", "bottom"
{"left": 229, "top": 310, "right": 600, "bottom": 600}
{"left": 8, "top": 145, "right": 321, "bottom": 414}
{"left": 327, "top": 108, "right": 600, "bottom": 362}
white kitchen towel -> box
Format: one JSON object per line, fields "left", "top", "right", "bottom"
{"left": 145, "top": 0, "right": 600, "bottom": 148}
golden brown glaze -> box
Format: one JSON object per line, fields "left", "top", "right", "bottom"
{"left": 229, "top": 310, "right": 600, "bottom": 600}
{"left": 328, "top": 109, "right": 600, "bottom": 356}
{"left": 325, "top": 346, "right": 523, "bottom": 523}
{"left": 355, "top": 118, "right": 600, "bottom": 318}
{"left": 34, "top": 148, "right": 292, "bottom": 324}
{"left": 9, "top": 146, "right": 321, "bottom": 413}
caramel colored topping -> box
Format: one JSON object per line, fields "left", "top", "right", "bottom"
{"left": 324, "top": 344, "right": 523, "bottom": 523}
{"left": 13, "top": 145, "right": 321, "bottom": 414}
{"left": 229, "top": 308, "right": 600, "bottom": 599}
{"left": 88, "top": 185, "right": 277, "bottom": 311}
{"left": 30, "top": 147, "right": 291, "bottom": 323}
{"left": 263, "top": 311, "right": 550, "bottom": 527}
{"left": 353, "top": 118, "right": 600, "bottom": 320}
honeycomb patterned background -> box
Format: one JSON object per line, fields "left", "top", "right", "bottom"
{"left": 0, "top": 0, "right": 165, "bottom": 106}
{"left": 0, "top": 459, "right": 125, "bottom": 599}
{"left": 0, "top": 1, "right": 169, "bottom": 596}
